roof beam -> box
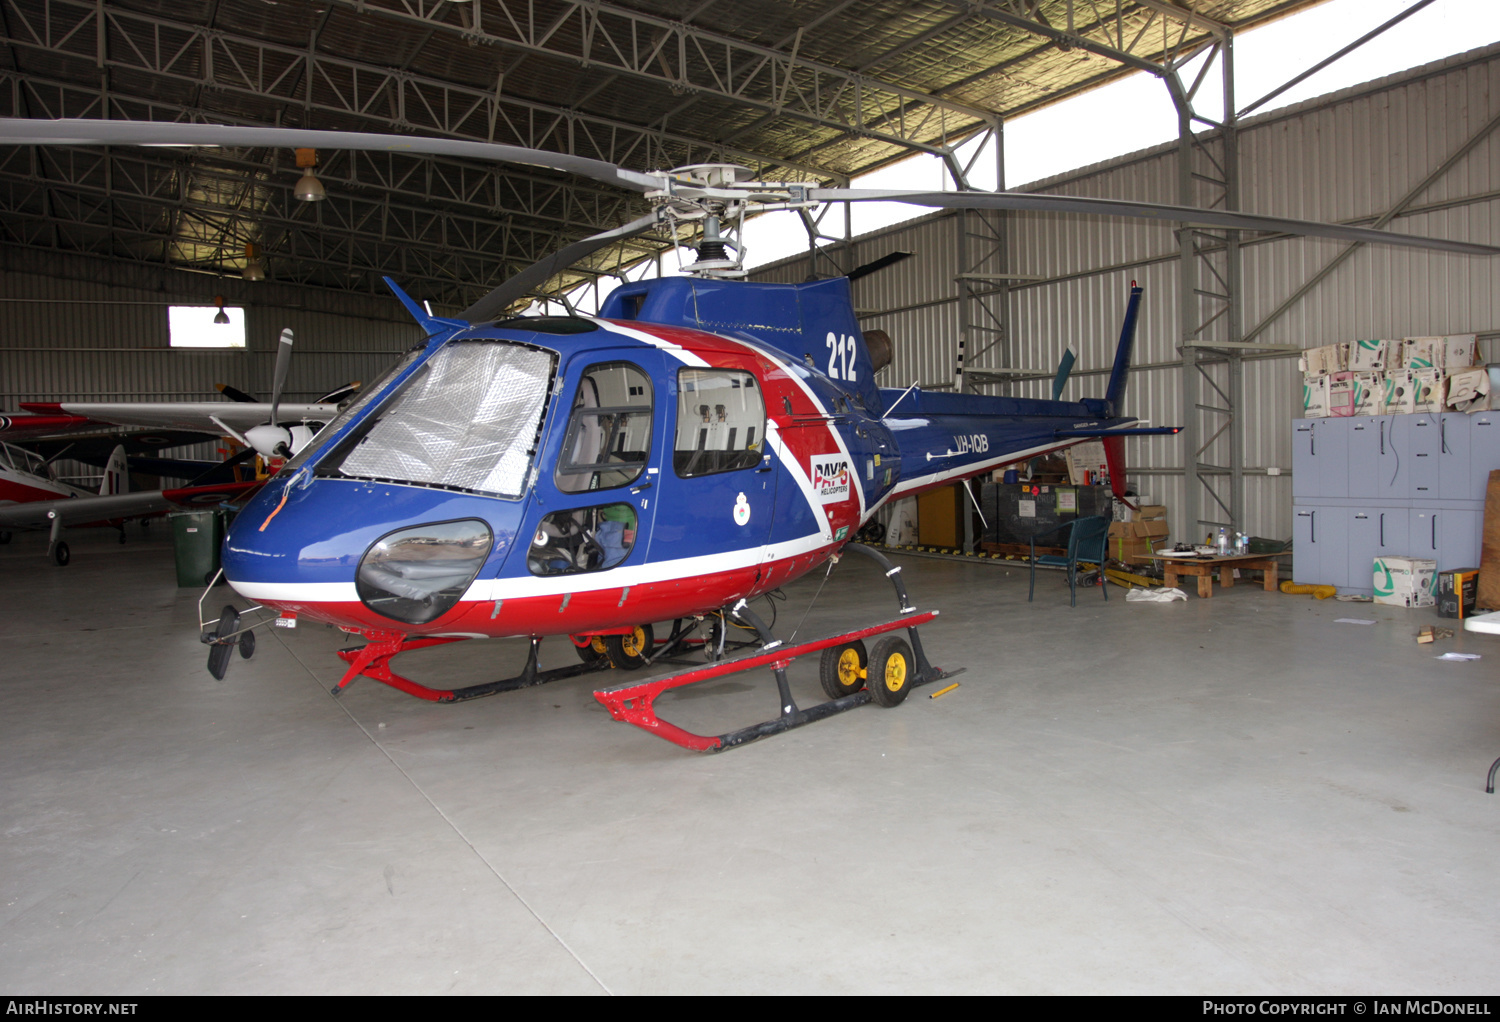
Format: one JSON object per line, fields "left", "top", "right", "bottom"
{"left": 0, "top": 0, "right": 833, "bottom": 180}
{"left": 328, "top": 0, "right": 994, "bottom": 155}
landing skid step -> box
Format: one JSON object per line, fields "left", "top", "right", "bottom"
{"left": 592, "top": 611, "right": 962, "bottom": 752}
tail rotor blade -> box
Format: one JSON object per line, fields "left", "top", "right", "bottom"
{"left": 270, "top": 328, "right": 293, "bottom": 424}
{"left": 1052, "top": 348, "right": 1076, "bottom": 401}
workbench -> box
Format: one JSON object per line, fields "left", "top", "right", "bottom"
{"left": 1151, "top": 552, "right": 1287, "bottom": 598}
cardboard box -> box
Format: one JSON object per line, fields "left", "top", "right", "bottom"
{"left": 1438, "top": 568, "right": 1479, "bottom": 619}
{"left": 1301, "top": 343, "right": 1349, "bottom": 376}
{"left": 1445, "top": 368, "right": 1490, "bottom": 413}
{"left": 1445, "top": 334, "right": 1478, "bottom": 370}
{"left": 1411, "top": 367, "right": 1443, "bottom": 413}
{"left": 1402, "top": 336, "right": 1445, "bottom": 371}
{"left": 1382, "top": 369, "right": 1416, "bottom": 415}
{"left": 1374, "top": 556, "right": 1437, "bottom": 608}
{"left": 1328, "top": 372, "right": 1357, "bottom": 416}
{"left": 1108, "top": 520, "right": 1170, "bottom": 566}
{"left": 1303, "top": 374, "right": 1330, "bottom": 417}
{"left": 1349, "top": 339, "right": 1389, "bottom": 372}
{"left": 1137, "top": 505, "right": 1167, "bottom": 521}
{"left": 1352, "top": 371, "right": 1382, "bottom": 415}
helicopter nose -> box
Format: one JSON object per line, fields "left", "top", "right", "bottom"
{"left": 222, "top": 475, "right": 522, "bottom": 628}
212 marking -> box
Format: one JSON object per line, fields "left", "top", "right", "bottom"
{"left": 825, "top": 332, "right": 858, "bottom": 382}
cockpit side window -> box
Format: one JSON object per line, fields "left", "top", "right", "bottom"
{"left": 674, "top": 369, "right": 765, "bottom": 477}
{"left": 554, "top": 362, "right": 653, "bottom": 493}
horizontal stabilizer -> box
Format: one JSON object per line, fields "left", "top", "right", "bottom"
{"left": 1053, "top": 426, "right": 1182, "bottom": 438}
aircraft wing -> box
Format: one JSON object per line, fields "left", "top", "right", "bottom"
{"left": 19, "top": 401, "right": 338, "bottom": 432}
{"left": 0, "top": 481, "right": 260, "bottom": 529}
{"left": 0, "top": 413, "right": 99, "bottom": 442}
{"left": 15, "top": 428, "right": 223, "bottom": 463}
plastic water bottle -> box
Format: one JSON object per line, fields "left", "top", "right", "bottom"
{"left": 1217, "top": 527, "right": 1228, "bottom": 555}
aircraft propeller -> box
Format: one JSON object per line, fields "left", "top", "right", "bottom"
{"left": 239, "top": 328, "right": 308, "bottom": 459}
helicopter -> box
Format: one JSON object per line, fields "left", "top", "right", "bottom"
{"left": 2, "top": 118, "right": 1495, "bottom": 751}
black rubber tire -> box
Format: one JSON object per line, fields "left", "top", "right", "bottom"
{"left": 857, "top": 521, "right": 887, "bottom": 544}
{"left": 239, "top": 630, "right": 256, "bottom": 660}
{"left": 604, "top": 623, "right": 655, "bottom": 670}
{"left": 52, "top": 541, "right": 70, "bottom": 567}
{"left": 0, "top": 531, "right": 10, "bottom": 544}
{"left": 867, "top": 635, "right": 913, "bottom": 708}
{"left": 573, "top": 635, "right": 609, "bottom": 665}
{"left": 818, "top": 640, "right": 868, "bottom": 699}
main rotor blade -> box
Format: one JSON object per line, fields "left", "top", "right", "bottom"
{"left": 460, "top": 211, "right": 663, "bottom": 323}
{"left": 0, "top": 118, "right": 662, "bottom": 193}
{"left": 846, "top": 251, "right": 913, "bottom": 281}
{"left": 215, "top": 383, "right": 259, "bottom": 403}
{"left": 269, "top": 328, "right": 293, "bottom": 426}
{"left": 810, "top": 188, "right": 1500, "bottom": 257}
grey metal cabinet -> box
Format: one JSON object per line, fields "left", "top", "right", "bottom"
{"left": 1292, "top": 508, "right": 1325, "bottom": 585}
{"left": 1291, "top": 414, "right": 1491, "bottom": 595}
{"left": 1348, "top": 419, "right": 1380, "bottom": 499}
{"left": 1347, "top": 507, "right": 1407, "bottom": 593}
{"left": 1293, "top": 419, "right": 1349, "bottom": 499}
{"left": 1438, "top": 413, "right": 1472, "bottom": 500}
{"left": 1407, "top": 416, "right": 1441, "bottom": 499}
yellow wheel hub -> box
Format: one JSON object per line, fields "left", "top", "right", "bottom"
{"left": 623, "top": 628, "right": 647, "bottom": 658}
{"left": 883, "top": 654, "right": 908, "bottom": 693}
{"left": 838, "top": 648, "right": 865, "bottom": 686}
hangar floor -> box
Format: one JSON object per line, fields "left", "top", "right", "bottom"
{"left": 2, "top": 526, "right": 1498, "bottom": 995}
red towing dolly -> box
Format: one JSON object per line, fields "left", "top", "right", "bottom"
{"left": 593, "top": 609, "right": 952, "bottom": 751}
{"left": 594, "top": 543, "right": 963, "bottom": 752}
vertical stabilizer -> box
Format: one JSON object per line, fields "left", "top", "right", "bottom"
{"left": 1104, "top": 283, "right": 1144, "bottom": 415}
{"left": 101, "top": 445, "right": 128, "bottom": 496}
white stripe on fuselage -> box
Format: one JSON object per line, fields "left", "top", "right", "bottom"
{"left": 591, "top": 319, "right": 709, "bottom": 367}
{"left": 228, "top": 527, "right": 834, "bottom": 606}
{"left": 709, "top": 332, "right": 867, "bottom": 519}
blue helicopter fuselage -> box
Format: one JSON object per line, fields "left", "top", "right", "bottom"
{"left": 220, "top": 276, "right": 1145, "bottom": 640}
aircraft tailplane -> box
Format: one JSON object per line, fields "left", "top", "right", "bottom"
{"left": 101, "top": 444, "right": 128, "bottom": 496}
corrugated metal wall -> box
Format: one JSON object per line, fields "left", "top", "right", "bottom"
{"left": 753, "top": 43, "right": 1500, "bottom": 543}
{"left": 0, "top": 251, "right": 424, "bottom": 485}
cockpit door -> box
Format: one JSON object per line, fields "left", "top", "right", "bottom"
{"left": 513, "top": 349, "right": 661, "bottom": 581}
{"left": 646, "top": 365, "right": 776, "bottom": 585}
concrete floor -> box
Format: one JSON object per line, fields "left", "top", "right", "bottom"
{"left": 2, "top": 525, "right": 1499, "bottom": 995}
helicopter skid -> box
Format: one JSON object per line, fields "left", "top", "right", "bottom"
{"left": 332, "top": 629, "right": 608, "bottom": 702}
{"left": 592, "top": 611, "right": 955, "bottom": 752}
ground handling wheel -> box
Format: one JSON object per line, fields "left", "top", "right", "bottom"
{"left": 52, "top": 541, "right": 70, "bottom": 566}
{"left": 573, "top": 634, "right": 609, "bottom": 666}
{"left": 204, "top": 605, "right": 241, "bottom": 681}
{"left": 867, "top": 635, "right": 913, "bottom": 708}
{"left": 818, "top": 640, "right": 868, "bottom": 700}
{"left": 604, "top": 624, "right": 654, "bottom": 670}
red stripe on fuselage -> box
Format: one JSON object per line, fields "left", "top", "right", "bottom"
{"left": 602, "top": 319, "right": 863, "bottom": 537}
{"left": 251, "top": 544, "right": 842, "bottom": 637}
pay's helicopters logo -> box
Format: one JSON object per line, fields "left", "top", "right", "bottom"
{"left": 812, "top": 455, "right": 851, "bottom": 504}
